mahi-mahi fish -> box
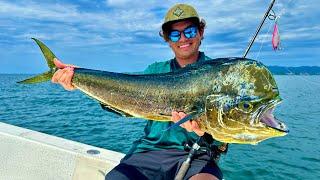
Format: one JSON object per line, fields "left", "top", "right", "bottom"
{"left": 19, "top": 38, "right": 288, "bottom": 144}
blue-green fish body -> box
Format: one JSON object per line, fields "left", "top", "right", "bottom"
{"left": 19, "top": 38, "right": 288, "bottom": 144}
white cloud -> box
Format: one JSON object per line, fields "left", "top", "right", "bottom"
{"left": 0, "top": 0, "right": 319, "bottom": 72}
{"left": 0, "top": 1, "right": 79, "bottom": 21}
{"left": 106, "top": 0, "right": 130, "bottom": 7}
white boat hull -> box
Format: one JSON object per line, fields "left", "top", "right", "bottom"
{"left": 0, "top": 122, "right": 124, "bottom": 180}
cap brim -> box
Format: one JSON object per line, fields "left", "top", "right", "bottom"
{"left": 161, "top": 17, "right": 200, "bottom": 31}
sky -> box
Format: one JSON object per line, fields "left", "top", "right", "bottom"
{"left": 0, "top": 0, "right": 319, "bottom": 74}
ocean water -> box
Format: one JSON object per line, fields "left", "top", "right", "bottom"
{"left": 1, "top": 74, "right": 319, "bottom": 179}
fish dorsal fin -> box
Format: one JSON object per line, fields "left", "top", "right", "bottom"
{"left": 99, "top": 103, "right": 134, "bottom": 117}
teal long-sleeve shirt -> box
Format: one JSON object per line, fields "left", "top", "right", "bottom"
{"left": 127, "top": 52, "right": 214, "bottom": 154}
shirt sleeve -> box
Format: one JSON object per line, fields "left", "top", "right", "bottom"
{"left": 143, "top": 61, "right": 171, "bottom": 74}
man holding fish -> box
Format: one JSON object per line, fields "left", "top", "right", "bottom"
{"left": 50, "top": 3, "right": 271, "bottom": 180}
{"left": 18, "top": 0, "right": 291, "bottom": 177}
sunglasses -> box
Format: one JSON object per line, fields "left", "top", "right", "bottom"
{"left": 168, "top": 25, "right": 198, "bottom": 42}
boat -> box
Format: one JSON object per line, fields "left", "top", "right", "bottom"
{"left": 0, "top": 122, "right": 124, "bottom": 180}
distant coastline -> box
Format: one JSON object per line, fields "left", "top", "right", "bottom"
{"left": 267, "top": 66, "right": 320, "bottom": 75}
{"left": 1, "top": 66, "right": 320, "bottom": 75}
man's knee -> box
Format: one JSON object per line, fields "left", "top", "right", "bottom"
{"left": 189, "top": 173, "right": 219, "bottom": 180}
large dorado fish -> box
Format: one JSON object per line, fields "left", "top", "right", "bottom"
{"left": 19, "top": 38, "right": 288, "bottom": 144}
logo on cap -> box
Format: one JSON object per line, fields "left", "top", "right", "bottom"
{"left": 173, "top": 7, "right": 184, "bottom": 17}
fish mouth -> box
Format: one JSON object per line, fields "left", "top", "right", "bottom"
{"left": 257, "top": 99, "right": 289, "bottom": 133}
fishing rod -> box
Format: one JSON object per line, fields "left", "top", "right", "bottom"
{"left": 174, "top": 133, "right": 222, "bottom": 180}
{"left": 243, "top": 0, "right": 276, "bottom": 58}
{"left": 175, "top": 2, "right": 278, "bottom": 179}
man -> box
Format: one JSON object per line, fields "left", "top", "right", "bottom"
{"left": 52, "top": 4, "right": 225, "bottom": 180}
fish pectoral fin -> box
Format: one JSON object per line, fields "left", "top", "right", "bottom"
{"left": 163, "top": 110, "right": 204, "bottom": 131}
{"left": 100, "top": 103, "right": 134, "bottom": 117}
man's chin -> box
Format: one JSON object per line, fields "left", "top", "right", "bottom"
{"left": 177, "top": 50, "right": 196, "bottom": 59}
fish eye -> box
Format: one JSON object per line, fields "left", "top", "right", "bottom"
{"left": 243, "top": 103, "right": 250, "bottom": 109}
{"left": 238, "top": 101, "right": 253, "bottom": 112}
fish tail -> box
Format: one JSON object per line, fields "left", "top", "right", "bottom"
{"left": 17, "top": 38, "right": 57, "bottom": 84}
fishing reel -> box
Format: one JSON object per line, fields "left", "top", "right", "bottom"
{"left": 184, "top": 133, "right": 228, "bottom": 162}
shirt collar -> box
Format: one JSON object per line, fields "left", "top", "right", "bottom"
{"left": 170, "top": 51, "right": 205, "bottom": 71}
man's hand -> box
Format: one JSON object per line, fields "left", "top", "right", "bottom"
{"left": 171, "top": 111, "right": 205, "bottom": 136}
{"left": 51, "top": 58, "right": 76, "bottom": 91}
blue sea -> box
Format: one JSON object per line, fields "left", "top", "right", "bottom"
{"left": 1, "top": 74, "right": 319, "bottom": 179}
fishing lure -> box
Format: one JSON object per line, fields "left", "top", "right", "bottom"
{"left": 272, "top": 18, "right": 281, "bottom": 50}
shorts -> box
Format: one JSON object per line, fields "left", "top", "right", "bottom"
{"left": 105, "top": 149, "right": 223, "bottom": 180}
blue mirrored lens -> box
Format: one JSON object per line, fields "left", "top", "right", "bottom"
{"left": 170, "top": 36, "right": 180, "bottom": 42}
{"left": 184, "top": 26, "right": 197, "bottom": 39}
{"left": 169, "top": 30, "right": 180, "bottom": 42}
{"left": 168, "top": 26, "right": 198, "bottom": 42}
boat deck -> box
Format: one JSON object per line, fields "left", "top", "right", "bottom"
{"left": 0, "top": 122, "right": 124, "bottom": 180}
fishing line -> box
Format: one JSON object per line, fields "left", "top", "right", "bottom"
{"left": 275, "top": 0, "right": 320, "bottom": 88}
{"left": 255, "top": 6, "right": 280, "bottom": 60}
{"left": 252, "top": 0, "right": 320, "bottom": 89}
{"left": 252, "top": 0, "right": 291, "bottom": 59}
{"left": 275, "top": 0, "right": 294, "bottom": 19}
{"left": 243, "top": 0, "right": 276, "bottom": 58}
{"left": 254, "top": 18, "right": 273, "bottom": 60}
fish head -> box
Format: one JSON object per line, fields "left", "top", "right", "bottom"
{"left": 200, "top": 59, "right": 288, "bottom": 144}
